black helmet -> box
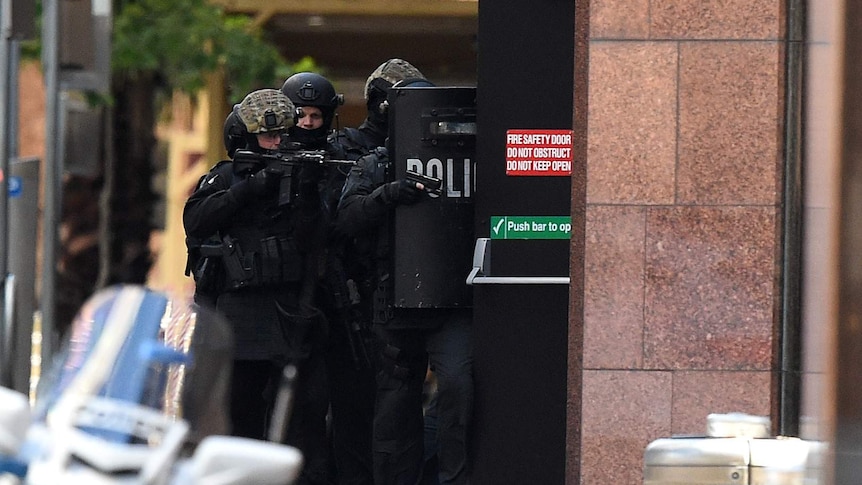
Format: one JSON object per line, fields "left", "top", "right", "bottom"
{"left": 280, "top": 72, "right": 343, "bottom": 146}
{"left": 222, "top": 105, "right": 246, "bottom": 158}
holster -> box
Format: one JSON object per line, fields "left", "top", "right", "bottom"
{"left": 221, "top": 235, "right": 255, "bottom": 289}
{"left": 192, "top": 255, "right": 224, "bottom": 297}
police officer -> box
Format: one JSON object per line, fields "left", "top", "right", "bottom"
{"left": 280, "top": 72, "right": 342, "bottom": 148}
{"left": 283, "top": 72, "right": 392, "bottom": 485}
{"left": 184, "top": 103, "right": 261, "bottom": 308}
{"left": 183, "top": 88, "right": 330, "bottom": 484}
{"left": 280, "top": 71, "right": 359, "bottom": 484}
{"left": 334, "top": 59, "right": 474, "bottom": 485}
{"left": 280, "top": 72, "right": 350, "bottom": 215}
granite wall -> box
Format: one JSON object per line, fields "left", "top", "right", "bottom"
{"left": 573, "top": 2, "right": 786, "bottom": 483}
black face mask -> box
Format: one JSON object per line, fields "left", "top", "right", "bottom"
{"left": 367, "top": 107, "right": 388, "bottom": 129}
{"left": 364, "top": 86, "right": 391, "bottom": 139}
{"left": 287, "top": 125, "right": 329, "bottom": 149}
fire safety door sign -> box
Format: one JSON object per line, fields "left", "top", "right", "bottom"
{"left": 505, "top": 129, "right": 574, "bottom": 176}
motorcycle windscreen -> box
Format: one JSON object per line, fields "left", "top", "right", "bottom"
{"left": 33, "top": 286, "right": 232, "bottom": 445}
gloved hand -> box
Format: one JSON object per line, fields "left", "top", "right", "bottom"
{"left": 230, "top": 166, "right": 280, "bottom": 202}
{"left": 371, "top": 179, "right": 423, "bottom": 206}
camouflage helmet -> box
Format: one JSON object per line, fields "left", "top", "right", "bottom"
{"left": 363, "top": 58, "right": 425, "bottom": 100}
{"left": 236, "top": 89, "right": 296, "bottom": 134}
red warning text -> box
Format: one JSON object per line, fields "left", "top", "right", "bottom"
{"left": 505, "top": 129, "right": 574, "bottom": 176}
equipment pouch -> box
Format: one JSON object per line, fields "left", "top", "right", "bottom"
{"left": 276, "top": 302, "right": 325, "bottom": 360}
{"left": 259, "top": 236, "right": 302, "bottom": 284}
{"left": 259, "top": 236, "right": 280, "bottom": 284}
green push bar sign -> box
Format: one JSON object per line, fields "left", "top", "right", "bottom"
{"left": 490, "top": 216, "right": 571, "bottom": 240}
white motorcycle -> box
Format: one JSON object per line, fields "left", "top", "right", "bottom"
{"left": 0, "top": 285, "right": 302, "bottom": 485}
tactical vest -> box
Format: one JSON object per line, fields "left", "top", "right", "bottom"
{"left": 186, "top": 162, "right": 308, "bottom": 292}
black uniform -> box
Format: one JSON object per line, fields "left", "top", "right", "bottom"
{"left": 334, "top": 131, "right": 473, "bottom": 485}
{"left": 183, "top": 155, "right": 331, "bottom": 483}
{"left": 317, "top": 127, "right": 380, "bottom": 485}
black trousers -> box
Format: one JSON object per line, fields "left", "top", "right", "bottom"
{"left": 373, "top": 313, "right": 473, "bottom": 485}
{"left": 326, "top": 321, "right": 378, "bottom": 485}
{"left": 229, "top": 354, "right": 331, "bottom": 485}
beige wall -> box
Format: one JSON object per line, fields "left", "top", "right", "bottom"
{"left": 19, "top": 61, "right": 46, "bottom": 161}
{"left": 801, "top": 0, "right": 843, "bottom": 482}
{"left": 801, "top": 0, "right": 841, "bottom": 439}
{"left": 148, "top": 90, "right": 220, "bottom": 302}
{"left": 576, "top": 1, "right": 785, "bottom": 483}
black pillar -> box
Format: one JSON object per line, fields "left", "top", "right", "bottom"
{"left": 473, "top": 1, "right": 575, "bottom": 483}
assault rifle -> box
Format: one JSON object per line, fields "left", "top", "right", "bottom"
{"left": 233, "top": 146, "right": 354, "bottom": 207}
{"left": 326, "top": 254, "right": 372, "bottom": 369}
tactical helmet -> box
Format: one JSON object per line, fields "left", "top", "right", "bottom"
{"left": 281, "top": 72, "right": 342, "bottom": 117}
{"left": 236, "top": 89, "right": 295, "bottom": 134}
{"left": 280, "top": 72, "right": 343, "bottom": 146}
{"left": 363, "top": 58, "right": 425, "bottom": 100}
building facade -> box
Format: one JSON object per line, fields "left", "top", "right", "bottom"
{"left": 99, "top": 0, "right": 856, "bottom": 483}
